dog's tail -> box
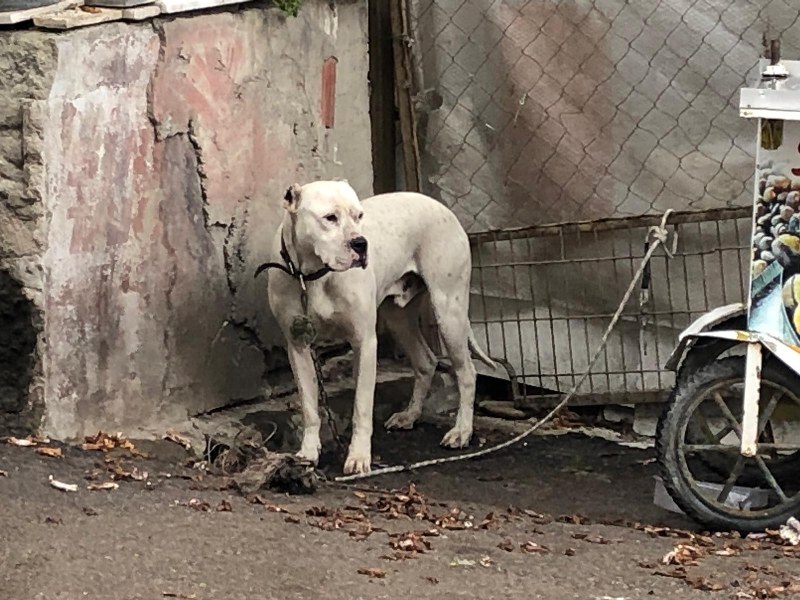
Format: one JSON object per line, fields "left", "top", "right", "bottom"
{"left": 468, "top": 329, "right": 497, "bottom": 370}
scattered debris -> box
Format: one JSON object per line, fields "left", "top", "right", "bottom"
{"left": 216, "top": 499, "right": 233, "bottom": 512}
{"left": 779, "top": 517, "right": 800, "bottom": 546}
{"left": 230, "top": 451, "right": 318, "bottom": 496}
{"left": 36, "top": 447, "right": 63, "bottom": 459}
{"left": 162, "top": 592, "right": 197, "bottom": 599}
{"left": 284, "top": 515, "right": 301, "bottom": 524}
{"left": 48, "top": 475, "right": 77, "bottom": 492}
{"left": 83, "top": 507, "right": 99, "bottom": 516}
{"left": 164, "top": 429, "right": 192, "bottom": 451}
{"left": 44, "top": 516, "right": 63, "bottom": 525}
{"left": 357, "top": 567, "right": 386, "bottom": 579}
{"left": 564, "top": 548, "right": 576, "bottom": 556}
{"left": 0, "top": 470, "right": 7, "bottom": 477}
{"left": 479, "top": 555, "right": 494, "bottom": 568}
{"left": 449, "top": 557, "right": 476, "bottom": 567}
{"left": 87, "top": 482, "right": 119, "bottom": 491}
{"left": 424, "top": 576, "right": 439, "bottom": 585}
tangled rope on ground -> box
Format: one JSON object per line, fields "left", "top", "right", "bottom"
{"left": 335, "top": 210, "right": 676, "bottom": 483}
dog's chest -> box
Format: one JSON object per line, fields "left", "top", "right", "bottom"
{"left": 305, "top": 293, "right": 351, "bottom": 340}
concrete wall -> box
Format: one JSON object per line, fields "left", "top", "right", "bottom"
{"left": 0, "top": 1, "right": 372, "bottom": 439}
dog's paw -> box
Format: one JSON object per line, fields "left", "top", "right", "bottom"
{"left": 384, "top": 410, "right": 419, "bottom": 430}
{"left": 343, "top": 453, "right": 372, "bottom": 475}
{"left": 440, "top": 426, "right": 472, "bottom": 449}
{"left": 296, "top": 439, "right": 321, "bottom": 465}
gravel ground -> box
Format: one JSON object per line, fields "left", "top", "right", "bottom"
{"left": 2, "top": 398, "right": 799, "bottom": 600}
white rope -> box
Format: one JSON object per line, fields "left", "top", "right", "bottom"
{"left": 335, "top": 210, "right": 675, "bottom": 483}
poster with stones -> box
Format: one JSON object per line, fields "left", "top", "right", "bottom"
{"left": 750, "top": 119, "right": 800, "bottom": 345}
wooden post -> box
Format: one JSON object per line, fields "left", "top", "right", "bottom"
{"left": 390, "top": 0, "right": 422, "bottom": 193}
{"left": 368, "top": 0, "right": 397, "bottom": 194}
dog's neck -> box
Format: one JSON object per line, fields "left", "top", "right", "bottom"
{"left": 281, "top": 215, "right": 328, "bottom": 275}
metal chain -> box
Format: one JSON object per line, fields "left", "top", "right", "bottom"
{"left": 298, "top": 284, "right": 347, "bottom": 458}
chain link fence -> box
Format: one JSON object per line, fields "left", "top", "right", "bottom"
{"left": 407, "top": 0, "right": 800, "bottom": 232}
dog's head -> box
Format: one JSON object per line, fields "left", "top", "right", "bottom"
{"left": 283, "top": 180, "right": 368, "bottom": 272}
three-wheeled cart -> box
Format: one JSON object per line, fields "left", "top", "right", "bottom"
{"left": 656, "top": 41, "right": 800, "bottom": 532}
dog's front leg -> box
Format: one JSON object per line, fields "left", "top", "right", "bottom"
{"left": 287, "top": 343, "right": 322, "bottom": 464}
{"left": 344, "top": 332, "right": 377, "bottom": 474}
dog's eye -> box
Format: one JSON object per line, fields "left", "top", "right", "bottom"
{"left": 324, "top": 214, "right": 338, "bottom": 224}
{"left": 357, "top": 212, "right": 364, "bottom": 221}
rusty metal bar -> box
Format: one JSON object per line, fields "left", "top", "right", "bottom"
{"left": 468, "top": 207, "right": 751, "bottom": 245}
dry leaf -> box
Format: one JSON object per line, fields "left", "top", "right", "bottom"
{"left": 449, "top": 557, "right": 476, "bottom": 567}
{"left": 188, "top": 498, "right": 211, "bottom": 512}
{"left": 5, "top": 436, "right": 36, "bottom": 447}
{"left": 163, "top": 429, "right": 192, "bottom": 450}
{"left": 45, "top": 516, "right": 63, "bottom": 525}
{"left": 662, "top": 544, "right": 702, "bottom": 566}
{"left": 779, "top": 517, "right": 800, "bottom": 546}
{"left": 354, "top": 491, "right": 367, "bottom": 500}
{"left": 686, "top": 576, "right": 724, "bottom": 592}
{"left": 564, "top": 548, "right": 576, "bottom": 556}
{"left": 216, "top": 499, "right": 232, "bottom": 512}
{"left": 390, "top": 531, "right": 431, "bottom": 554}
{"left": 285, "top": 515, "right": 301, "bottom": 524}
{"left": 479, "top": 512, "right": 497, "bottom": 529}
{"left": 162, "top": 593, "right": 196, "bottom": 599}
{"left": 36, "top": 447, "right": 63, "bottom": 458}
{"left": 357, "top": 567, "right": 386, "bottom": 579}
{"left": 380, "top": 551, "right": 416, "bottom": 562}
{"left": 83, "top": 506, "right": 99, "bottom": 516}
{"left": 479, "top": 556, "right": 494, "bottom": 568}
{"left": 520, "top": 541, "right": 550, "bottom": 554}
{"left": 87, "top": 481, "right": 119, "bottom": 491}
{"left": 48, "top": 475, "right": 77, "bottom": 492}
{"left": 497, "top": 539, "right": 514, "bottom": 552}
{"left": 714, "top": 545, "right": 741, "bottom": 557}
{"left": 424, "top": 576, "right": 439, "bottom": 585}
{"left": 557, "top": 514, "right": 589, "bottom": 525}
{"left": 653, "top": 566, "right": 688, "bottom": 580}
{"left": 82, "top": 431, "right": 145, "bottom": 457}
{"left": 0, "top": 470, "right": 7, "bottom": 477}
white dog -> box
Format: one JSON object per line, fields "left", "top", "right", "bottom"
{"left": 264, "top": 180, "right": 494, "bottom": 474}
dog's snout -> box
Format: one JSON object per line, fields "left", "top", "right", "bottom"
{"left": 350, "top": 236, "right": 368, "bottom": 255}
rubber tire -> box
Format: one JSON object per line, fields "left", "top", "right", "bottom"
{"left": 657, "top": 356, "right": 800, "bottom": 532}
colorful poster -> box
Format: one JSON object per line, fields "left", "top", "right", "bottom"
{"left": 749, "top": 119, "right": 800, "bottom": 345}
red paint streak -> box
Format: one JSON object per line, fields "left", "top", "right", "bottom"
{"left": 321, "top": 56, "right": 338, "bottom": 129}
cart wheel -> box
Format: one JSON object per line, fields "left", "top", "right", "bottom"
{"left": 657, "top": 356, "right": 800, "bottom": 532}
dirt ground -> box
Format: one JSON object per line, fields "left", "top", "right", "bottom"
{"left": 2, "top": 394, "right": 800, "bottom": 600}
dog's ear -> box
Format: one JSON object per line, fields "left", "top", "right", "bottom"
{"left": 283, "top": 183, "right": 302, "bottom": 213}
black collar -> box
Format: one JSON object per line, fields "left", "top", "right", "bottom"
{"left": 254, "top": 236, "right": 333, "bottom": 287}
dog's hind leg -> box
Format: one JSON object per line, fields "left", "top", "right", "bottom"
{"left": 427, "top": 285, "right": 477, "bottom": 449}
{"left": 381, "top": 297, "right": 437, "bottom": 431}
